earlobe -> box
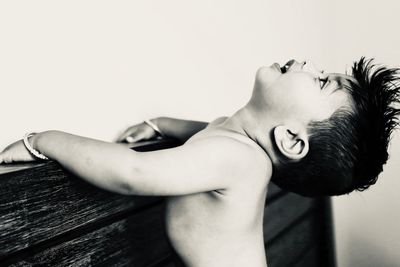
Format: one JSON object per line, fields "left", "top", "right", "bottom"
{"left": 273, "top": 125, "right": 309, "bottom": 161}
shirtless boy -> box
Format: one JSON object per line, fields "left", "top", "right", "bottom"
{"left": 1, "top": 58, "right": 399, "bottom": 267}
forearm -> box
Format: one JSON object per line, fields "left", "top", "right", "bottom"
{"left": 153, "top": 117, "right": 208, "bottom": 141}
{"left": 32, "top": 131, "right": 137, "bottom": 194}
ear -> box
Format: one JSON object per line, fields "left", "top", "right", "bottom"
{"left": 273, "top": 125, "right": 309, "bottom": 161}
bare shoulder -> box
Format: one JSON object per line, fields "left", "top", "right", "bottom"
{"left": 207, "top": 116, "right": 228, "bottom": 127}
{"left": 188, "top": 130, "right": 272, "bottom": 183}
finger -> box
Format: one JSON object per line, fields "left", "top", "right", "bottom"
{"left": 116, "top": 128, "right": 135, "bottom": 143}
{"left": 1, "top": 153, "right": 10, "bottom": 164}
{"left": 115, "top": 130, "right": 130, "bottom": 142}
{"left": 121, "top": 130, "right": 138, "bottom": 143}
{"left": 0, "top": 151, "right": 8, "bottom": 164}
{"left": 126, "top": 136, "right": 135, "bottom": 143}
{"left": 125, "top": 133, "right": 145, "bottom": 143}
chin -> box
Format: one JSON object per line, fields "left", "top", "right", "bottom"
{"left": 255, "top": 65, "right": 280, "bottom": 87}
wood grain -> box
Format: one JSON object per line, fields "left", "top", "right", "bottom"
{"left": 7, "top": 204, "right": 171, "bottom": 267}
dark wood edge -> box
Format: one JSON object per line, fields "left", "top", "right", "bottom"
{"left": 146, "top": 254, "right": 174, "bottom": 267}
{"left": 288, "top": 242, "right": 319, "bottom": 266}
{"left": 320, "top": 197, "right": 337, "bottom": 267}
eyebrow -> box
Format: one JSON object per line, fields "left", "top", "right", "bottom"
{"left": 329, "top": 74, "right": 353, "bottom": 93}
{"left": 331, "top": 73, "right": 357, "bottom": 84}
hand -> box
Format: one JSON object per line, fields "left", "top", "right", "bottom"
{"left": 115, "top": 121, "right": 158, "bottom": 143}
{"left": 0, "top": 139, "right": 37, "bottom": 164}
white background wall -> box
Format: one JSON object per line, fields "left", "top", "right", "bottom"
{"left": 1, "top": 1, "right": 399, "bottom": 266}
{"left": 325, "top": 1, "right": 400, "bottom": 266}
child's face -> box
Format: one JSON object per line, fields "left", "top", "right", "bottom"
{"left": 254, "top": 60, "right": 353, "bottom": 124}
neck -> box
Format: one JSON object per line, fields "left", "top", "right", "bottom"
{"left": 223, "top": 103, "right": 278, "bottom": 163}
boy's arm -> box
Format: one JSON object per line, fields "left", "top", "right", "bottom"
{"left": 27, "top": 131, "right": 265, "bottom": 196}
{"left": 116, "top": 117, "right": 210, "bottom": 143}
{"left": 155, "top": 117, "right": 209, "bottom": 141}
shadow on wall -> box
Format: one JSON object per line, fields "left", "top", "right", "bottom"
{"left": 346, "top": 233, "right": 399, "bottom": 267}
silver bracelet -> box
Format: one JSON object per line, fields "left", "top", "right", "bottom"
{"left": 144, "top": 119, "right": 164, "bottom": 137}
{"left": 23, "top": 133, "right": 49, "bottom": 160}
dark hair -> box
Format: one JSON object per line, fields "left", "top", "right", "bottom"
{"left": 271, "top": 58, "right": 400, "bottom": 197}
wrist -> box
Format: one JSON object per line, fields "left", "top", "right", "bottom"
{"left": 31, "top": 131, "right": 53, "bottom": 155}
{"left": 155, "top": 117, "right": 172, "bottom": 133}
{"left": 24, "top": 132, "right": 49, "bottom": 160}
{"left": 30, "top": 131, "right": 42, "bottom": 150}
{"left": 152, "top": 117, "right": 165, "bottom": 132}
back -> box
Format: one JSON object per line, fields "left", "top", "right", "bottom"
{"left": 165, "top": 125, "right": 272, "bottom": 267}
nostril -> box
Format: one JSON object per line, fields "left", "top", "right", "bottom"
{"left": 282, "top": 59, "right": 296, "bottom": 72}
{"left": 301, "top": 61, "right": 309, "bottom": 71}
{"left": 287, "top": 59, "right": 296, "bottom": 67}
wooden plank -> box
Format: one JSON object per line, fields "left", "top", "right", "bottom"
{"left": 147, "top": 256, "right": 175, "bottom": 267}
{"left": 292, "top": 244, "right": 320, "bottom": 267}
{"left": 7, "top": 204, "right": 172, "bottom": 267}
{"left": 263, "top": 192, "right": 317, "bottom": 244}
{"left": 128, "top": 138, "right": 182, "bottom": 152}
{"left": 0, "top": 161, "right": 161, "bottom": 258}
{"left": 265, "top": 209, "right": 322, "bottom": 267}
{"left": 0, "top": 162, "right": 47, "bottom": 175}
{"left": 0, "top": 139, "right": 181, "bottom": 258}
{"left": 319, "top": 198, "right": 336, "bottom": 267}
{"left": 265, "top": 183, "right": 285, "bottom": 202}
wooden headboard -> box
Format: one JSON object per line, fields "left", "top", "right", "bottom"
{"left": 0, "top": 139, "right": 336, "bottom": 267}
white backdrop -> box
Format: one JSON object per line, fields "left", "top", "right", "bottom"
{"left": 1, "top": 1, "right": 399, "bottom": 266}
{"left": 324, "top": 1, "right": 400, "bottom": 266}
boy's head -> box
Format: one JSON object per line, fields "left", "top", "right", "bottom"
{"left": 252, "top": 58, "right": 400, "bottom": 197}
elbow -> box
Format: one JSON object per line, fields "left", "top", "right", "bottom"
{"left": 116, "top": 153, "right": 144, "bottom": 195}
{"left": 86, "top": 146, "right": 136, "bottom": 195}
{"left": 116, "top": 180, "right": 137, "bottom": 195}
{"left": 114, "top": 171, "right": 140, "bottom": 195}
